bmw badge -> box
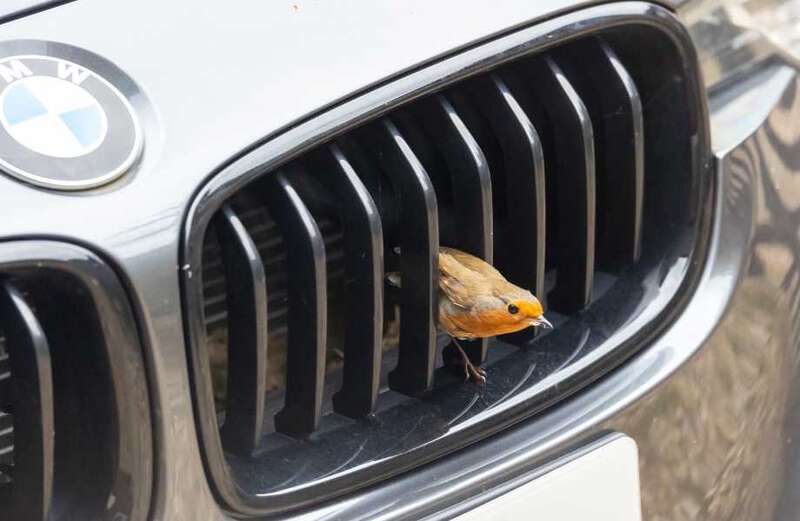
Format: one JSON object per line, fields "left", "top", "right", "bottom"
{"left": 0, "top": 54, "right": 142, "bottom": 190}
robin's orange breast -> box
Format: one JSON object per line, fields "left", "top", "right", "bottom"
{"left": 439, "top": 307, "right": 532, "bottom": 339}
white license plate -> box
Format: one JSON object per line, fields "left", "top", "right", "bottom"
{"left": 455, "top": 435, "right": 641, "bottom": 521}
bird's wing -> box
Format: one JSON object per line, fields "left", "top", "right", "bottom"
{"left": 438, "top": 248, "right": 496, "bottom": 308}
{"left": 439, "top": 247, "right": 532, "bottom": 303}
{"left": 440, "top": 247, "right": 505, "bottom": 279}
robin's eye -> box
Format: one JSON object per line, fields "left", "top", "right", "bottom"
{"left": 507, "top": 304, "right": 519, "bottom": 315}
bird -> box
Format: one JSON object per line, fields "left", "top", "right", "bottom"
{"left": 437, "top": 247, "right": 551, "bottom": 383}
{"left": 387, "top": 247, "right": 551, "bottom": 384}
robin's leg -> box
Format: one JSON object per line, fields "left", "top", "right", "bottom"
{"left": 452, "top": 339, "right": 487, "bottom": 384}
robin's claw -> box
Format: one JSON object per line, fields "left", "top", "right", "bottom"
{"left": 469, "top": 365, "right": 487, "bottom": 385}
{"left": 452, "top": 339, "right": 488, "bottom": 385}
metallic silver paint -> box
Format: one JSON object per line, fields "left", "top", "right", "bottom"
{"left": 680, "top": 0, "right": 800, "bottom": 91}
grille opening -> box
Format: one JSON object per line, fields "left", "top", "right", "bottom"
{"left": 0, "top": 247, "right": 152, "bottom": 521}
{"left": 184, "top": 11, "right": 710, "bottom": 516}
{"left": 0, "top": 276, "right": 114, "bottom": 521}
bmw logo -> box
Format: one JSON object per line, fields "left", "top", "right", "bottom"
{"left": 0, "top": 54, "right": 142, "bottom": 190}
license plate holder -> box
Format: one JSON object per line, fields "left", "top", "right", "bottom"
{"left": 455, "top": 435, "right": 642, "bottom": 521}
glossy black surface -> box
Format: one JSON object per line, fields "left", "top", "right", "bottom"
{"left": 374, "top": 118, "right": 440, "bottom": 396}
{"left": 460, "top": 75, "right": 545, "bottom": 304}
{"left": 399, "top": 96, "right": 493, "bottom": 365}
{"left": 216, "top": 206, "right": 268, "bottom": 456}
{"left": 555, "top": 41, "right": 644, "bottom": 268}
{"left": 0, "top": 281, "right": 54, "bottom": 521}
{"left": 454, "top": 73, "right": 546, "bottom": 348}
{"left": 0, "top": 241, "right": 152, "bottom": 521}
{"left": 318, "top": 145, "right": 384, "bottom": 419}
{"left": 181, "top": 6, "right": 710, "bottom": 517}
{"left": 520, "top": 56, "right": 597, "bottom": 313}
{"left": 264, "top": 170, "right": 328, "bottom": 438}
{"left": 0, "top": 0, "right": 73, "bottom": 25}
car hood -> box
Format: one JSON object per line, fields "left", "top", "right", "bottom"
{"left": 0, "top": 0, "right": 599, "bottom": 259}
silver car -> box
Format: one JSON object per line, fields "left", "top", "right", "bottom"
{"left": 0, "top": 1, "right": 799, "bottom": 520}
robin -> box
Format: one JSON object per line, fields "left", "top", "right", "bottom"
{"left": 437, "top": 247, "right": 551, "bottom": 383}
{"left": 388, "top": 247, "right": 552, "bottom": 384}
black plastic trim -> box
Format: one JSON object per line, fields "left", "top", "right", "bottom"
{"left": 419, "top": 95, "right": 494, "bottom": 364}
{"left": 554, "top": 40, "right": 644, "bottom": 269}
{"left": 264, "top": 169, "right": 328, "bottom": 438}
{"left": 216, "top": 206, "right": 268, "bottom": 455}
{"left": 523, "top": 56, "right": 596, "bottom": 313}
{"left": 0, "top": 281, "right": 54, "bottom": 521}
{"left": 372, "top": 119, "right": 439, "bottom": 397}
{"left": 0, "top": 1, "right": 74, "bottom": 26}
{"left": 462, "top": 72, "right": 547, "bottom": 331}
{"left": 322, "top": 144, "right": 384, "bottom": 419}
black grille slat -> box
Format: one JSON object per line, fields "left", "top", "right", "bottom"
{"left": 602, "top": 43, "right": 644, "bottom": 265}
{"left": 489, "top": 74, "right": 545, "bottom": 299}
{"left": 415, "top": 95, "right": 494, "bottom": 363}
{"left": 523, "top": 57, "right": 596, "bottom": 313}
{"left": 554, "top": 41, "right": 644, "bottom": 268}
{"left": 216, "top": 205, "right": 268, "bottom": 455}
{"left": 456, "top": 75, "right": 547, "bottom": 312}
{"left": 0, "top": 282, "right": 54, "bottom": 521}
{"left": 263, "top": 169, "right": 327, "bottom": 438}
{"left": 318, "top": 144, "right": 384, "bottom": 419}
{"left": 433, "top": 96, "right": 494, "bottom": 263}
{"left": 366, "top": 118, "right": 439, "bottom": 396}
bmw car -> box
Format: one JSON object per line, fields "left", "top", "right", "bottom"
{"left": 1, "top": 0, "right": 800, "bottom": 520}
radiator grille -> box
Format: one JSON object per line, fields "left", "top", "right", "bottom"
{"left": 182, "top": 7, "right": 711, "bottom": 517}
{"left": 0, "top": 242, "right": 152, "bottom": 521}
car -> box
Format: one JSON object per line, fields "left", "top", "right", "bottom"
{"left": 1, "top": 0, "right": 799, "bottom": 520}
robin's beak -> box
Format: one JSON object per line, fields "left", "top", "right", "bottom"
{"left": 534, "top": 316, "right": 553, "bottom": 329}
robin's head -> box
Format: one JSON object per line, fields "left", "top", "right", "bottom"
{"left": 504, "top": 298, "right": 550, "bottom": 327}
{"left": 502, "top": 291, "right": 552, "bottom": 330}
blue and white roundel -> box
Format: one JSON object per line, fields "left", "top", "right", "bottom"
{"left": 1, "top": 75, "right": 108, "bottom": 158}
{"left": 0, "top": 54, "right": 142, "bottom": 190}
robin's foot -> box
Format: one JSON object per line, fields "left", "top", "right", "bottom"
{"left": 452, "top": 340, "right": 487, "bottom": 385}
{"left": 464, "top": 362, "right": 487, "bottom": 384}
